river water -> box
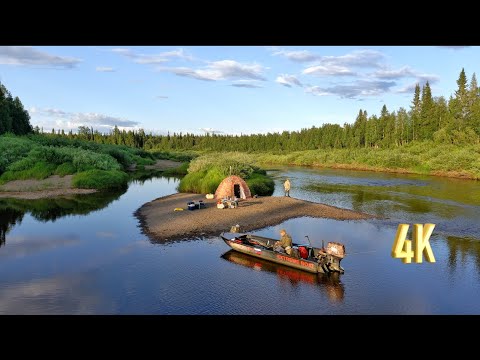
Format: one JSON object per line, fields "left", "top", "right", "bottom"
{"left": 0, "top": 167, "right": 479, "bottom": 314}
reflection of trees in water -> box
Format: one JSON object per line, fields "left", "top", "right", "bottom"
{"left": 128, "top": 171, "right": 182, "bottom": 185}
{"left": 0, "top": 190, "right": 125, "bottom": 222}
{"left": 0, "top": 189, "right": 125, "bottom": 246}
{"left": 221, "top": 250, "right": 344, "bottom": 303}
{"left": 446, "top": 235, "right": 480, "bottom": 275}
{"left": 0, "top": 207, "right": 24, "bottom": 248}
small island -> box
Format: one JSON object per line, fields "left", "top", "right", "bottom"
{"left": 135, "top": 193, "right": 375, "bottom": 242}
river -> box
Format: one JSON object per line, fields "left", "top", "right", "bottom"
{"left": 0, "top": 167, "right": 479, "bottom": 314}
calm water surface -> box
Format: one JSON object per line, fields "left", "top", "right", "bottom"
{"left": 1, "top": 167, "right": 479, "bottom": 314}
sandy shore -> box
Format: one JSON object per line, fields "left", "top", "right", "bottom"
{"left": 135, "top": 193, "right": 375, "bottom": 242}
{"left": 0, "top": 175, "right": 97, "bottom": 199}
{"left": 0, "top": 160, "right": 182, "bottom": 200}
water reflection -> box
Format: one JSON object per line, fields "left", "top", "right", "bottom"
{"left": 0, "top": 190, "right": 126, "bottom": 247}
{"left": 0, "top": 207, "right": 24, "bottom": 248}
{"left": 447, "top": 235, "right": 480, "bottom": 274}
{"left": 221, "top": 249, "right": 344, "bottom": 303}
{"left": 0, "top": 190, "right": 125, "bottom": 222}
{"left": 128, "top": 170, "right": 182, "bottom": 184}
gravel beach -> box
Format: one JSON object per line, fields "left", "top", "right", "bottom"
{"left": 135, "top": 193, "right": 375, "bottom": 242}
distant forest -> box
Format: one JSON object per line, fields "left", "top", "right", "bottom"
{"left": 1, "top": 68, "right": 479, "bottom": 152}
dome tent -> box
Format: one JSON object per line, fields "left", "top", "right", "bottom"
{"left": 214, "top": 175, "right": 251, "bottom": 200}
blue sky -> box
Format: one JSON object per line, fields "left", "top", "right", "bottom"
{"left": 0, "top": 46, "right": 477, "bottom": 135}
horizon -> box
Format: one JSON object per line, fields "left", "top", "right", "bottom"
{"left": 0, "top": 46, "right": 477, "bottom": 136}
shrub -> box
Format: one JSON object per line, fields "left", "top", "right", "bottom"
{"left": 163, "top": 162, "right": 189, "bottom": 176}
{"left": 55, "top": 162, "right": 76, "bottom": 176}
{"left": 0, "top": 162, "right": 57, "bottom": 184}
{"left": 72, "top": 170, "right": 129, "bottom": 190}
{"left": 246, "top": 173, "right": 275, "bottom": 196}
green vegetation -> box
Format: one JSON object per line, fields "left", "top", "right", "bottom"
{"left": 178, "top": 153, "right": 274, "bottom": 196}
{"left": 72, "top": 170, "right": 129, "bottom": 190}
{"left": 162, "top": 162, "right": 190, "bottom": 177}
{"left": 251, "top": 141, "right": 480, "bottom": 179}
{"left": 0, "top": 133, "right": 156, "bottom": 189}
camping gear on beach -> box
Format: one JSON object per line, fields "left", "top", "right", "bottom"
{"left": 187, "top": 200, "right": 206, "bottom": 210}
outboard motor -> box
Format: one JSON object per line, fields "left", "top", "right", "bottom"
{"left": 317, "top": 242, "right": 346, "bottom": 273}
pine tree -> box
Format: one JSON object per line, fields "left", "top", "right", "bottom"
{"left": 410, "top": 83, "right": 421, "bottom": 141}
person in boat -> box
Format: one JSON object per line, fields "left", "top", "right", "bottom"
{"left": 274, "top": 229, "right": 293, "bottom": 255}
{"left": 284, "top": 178, "right": 291, "bottom": 197}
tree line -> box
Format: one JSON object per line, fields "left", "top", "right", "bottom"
{"left": 3, "top": 68, "right": 480, "bottom": 151}
{"left": 0, "top": 82, "right": 32, "bottom": 136}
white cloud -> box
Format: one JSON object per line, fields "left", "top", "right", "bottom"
{"left": 28, "top": 107, "right": 140, "bottom": 132}
{"left": 306, "top": 80, "right": 396, "bottom": 99}
{"left": 96, "top": 66, "right": 115, "bottom": 72}
{"left": 274, "top": 48, "right": 385, "bottom": 69}
{"left": 373, "top": 66, "right": 416, "bottom": 79}
{"left": 319, "top": 50, "right": 385, "bottom": 68}
{"left": 304, "top": 86, "right": 331, "bottom": 97}
{"left": 0, "top": 46, "right": 81, "bottom": 68}
{"left": 373, "top": 66, "right": 440, "bottom": 84}
{"left": 161, "top": 60, "right": 266, "bottom": 82}
{"left": 416, "top": 73, "right": 440, "bottom": 83}
{"left": 303, "top": 65, "right": 355, "bottom": 77}
{"left": 276, "top": 74, "right": 303, "bottom": 87}
{"left": 273, "top": 49, "right": 320, "bottom": 62}
{"left": 231, "top": 80, "right": 263, "bottom": 88}
{"left": 112, "top": 47, "right": 193, "bottom": 64}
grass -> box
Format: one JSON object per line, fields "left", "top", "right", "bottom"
{"left": 72, "top": 170, "right": 129, "bottom": 190}
{"left": 162, "top": 162, "right": 189, "bottom": 176}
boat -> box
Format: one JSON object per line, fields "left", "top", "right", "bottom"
{"left": 220, "top": 231, "right": 346, "bottom": 274}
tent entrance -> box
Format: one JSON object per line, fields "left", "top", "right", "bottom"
{"left": 234, "top": 184, "right": 241, "bottom": 198}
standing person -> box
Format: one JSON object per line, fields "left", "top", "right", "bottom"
{"left": 274, "top": 229, "right": 293, "bottom": 255}
{"left": 284, "top": 178, "right": 291, "bottom": 197}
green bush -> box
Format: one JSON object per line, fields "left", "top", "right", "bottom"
{"left": 0, "top": 135, "right": 38, "bottom": 173}
{"left": 163, "top": 162, "right": 189, "bottom": 176}
{"left": 246, "top": 173, "right": 275, "bottom": 196}
{"left": 178, "top": 168, "right": 225, "bottom": 194}
{"left": 55, "top": 162, "right": 76, "bottom": 176}
{"left": 0, "top": 161, "right": 57, "bottom": 184}
{"left": 72, "top": 170, "right": 129, "bottom": 190}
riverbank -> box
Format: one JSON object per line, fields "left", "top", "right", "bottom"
{"left": 262, "top": 162, "right": 478, "bottom": 180}
{"left": 0, "top": 159, "right": 183, "bottom": 199}
{"left": 135, "top": 193, "right": 376, "bottom": 242}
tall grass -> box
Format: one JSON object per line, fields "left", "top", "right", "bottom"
{"left": 0, "top": 162, "right": 57, "bottom": 184}
{"left": 72, "top": 170, "right": 129, "bottom": 190}
{"left": 178, "top": 168, "right": 225, "bottom": 194}
{"left": 162, "top": 162, "right": 189, "bottom": 176}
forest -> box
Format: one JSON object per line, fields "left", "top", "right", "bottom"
{"left": 1, "top": 68, "right": 480, "bottom": 180}
{"left": 5, "top": 68, "right": 476, "bottom": 153}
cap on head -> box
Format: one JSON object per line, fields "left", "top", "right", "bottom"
{"left": 280, "top": 229, "right": 286, "bottom": 234}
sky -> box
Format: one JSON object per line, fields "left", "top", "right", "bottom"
{"left": 0, "top": 45, "right": 477, "bottom": 136}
